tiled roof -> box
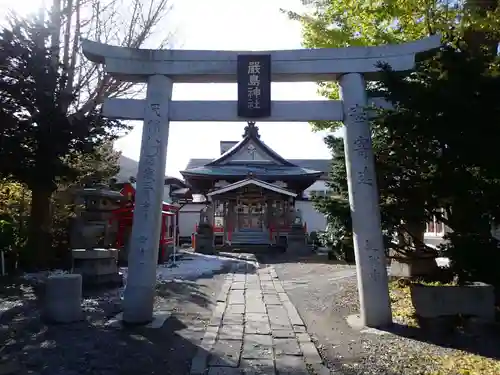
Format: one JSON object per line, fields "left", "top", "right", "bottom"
{"left": 181, "top": 164, "right": 323, "bottom": 179}
{"left": 185, "top": 158, "right": 331, "bottom": 174}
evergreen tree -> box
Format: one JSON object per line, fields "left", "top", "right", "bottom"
{"left": 284, "top": 0, "right": 500, "bottom": 131}
{"left": 0, "top": 16, "right": 127, "bottom": 268}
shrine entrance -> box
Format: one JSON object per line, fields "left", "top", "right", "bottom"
{"left": 208, "top": 178, "right": 298, "bottom": 244}
{"left": 236, "top": 197, "right": 264, "bottom": 232}
{"left": 82, "top": 35, "right": 441, "bottom": 327}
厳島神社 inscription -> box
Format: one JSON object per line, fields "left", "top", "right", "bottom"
{"left": 237, "top": 54, "right": 271, "bottom": 118}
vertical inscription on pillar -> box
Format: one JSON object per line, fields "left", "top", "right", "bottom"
{"left": 347, "top": 104, "right": 368, "bottom": 123}
{"left": 139, "top": 103, "right": 162, "bottom": 221}
{"left": 353, "top": 135, "right": 371, "bottom": 161}
{"left": 134, "top": 103, "right": 163, "bottom": 262}
{"left": 364, "top": 239, "right": 382, "bottom": 281}
{"left": 347, "top": 105, "right": 374, "bottom": 186}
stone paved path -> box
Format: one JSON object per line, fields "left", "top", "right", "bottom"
{"left": 190, "top": 260, "right": 327, "bottom": 375}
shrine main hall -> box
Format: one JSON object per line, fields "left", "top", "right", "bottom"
{"left": 177, "top": 122, "right": 330, "bottom": 246}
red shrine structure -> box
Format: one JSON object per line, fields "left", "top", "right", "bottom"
{"left": 110, "top": 183, "right": 179, "bottom": 259}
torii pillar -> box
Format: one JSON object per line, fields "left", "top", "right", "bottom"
{"left": 123, "top": 75, "right": 172, "bottom": 323}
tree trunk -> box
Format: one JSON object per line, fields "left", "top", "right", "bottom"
{"left": 26, "top": 187, "right": 54, "bottom": 270}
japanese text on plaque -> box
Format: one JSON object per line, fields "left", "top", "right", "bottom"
{"left": 247, "top": 61, "right": 261, "bottom": 110}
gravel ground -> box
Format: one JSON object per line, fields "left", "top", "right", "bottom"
{"left": 0, "top": 269, "right": 228, "bottom": 375}
{"left": 263, "top": 255, "right": 500, "bottom": 375}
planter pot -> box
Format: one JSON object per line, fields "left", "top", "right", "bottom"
{"left": 390, "top": 256, "right": 439, "bottom": 278}
{"left": 410, "top": 282, "right": 495, "bottom": 322}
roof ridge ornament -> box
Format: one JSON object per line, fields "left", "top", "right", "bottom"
{"left": 243, "top": 121, "right": 260, "bottom": 139}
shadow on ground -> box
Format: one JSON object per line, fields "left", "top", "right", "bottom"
{"left": 0, "top": 277, "right": 218, "bottom": 375}
{"left": 255, "top": 251, "right": 355, "bottom": 267}
{"left": 382, "top": 321, "right": 500, "bottom": 360}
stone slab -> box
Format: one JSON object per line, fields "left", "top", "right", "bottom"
{"left": 242, "top": 334, "right": 273, "bottom": 359}
{"left": 234, "top": 274, "right": 246, "bottom": 282}
{"left": 239, "top": 359, "right": 275, "bottom": 375}
{"left": 246, "top": 283, "right": 261, "bottom": 290}
{"left": 245, "top": 321, "right": 271, "bottom": 335}
{"left": 226, "top": 305, "right": 245, "bottom": 314}
{"left": 282, "top": 302, "right": 304, "bottom": 327}
{"left": 275, "top": 356, "right": 308, "bottom": 375}
{"left": 263, "top": 294, "right": 281, "bottom": 306}
{"left": 246, "top": 313, "right": 269, "bottom": 323}
{"left": 201, "top": 326, "right": 219, "bottom": 350}
{"left": 208, "top": 367, "right": 243, "bottom": 375}
{"left": 245, "top": 287, "right": 263, "bottom": 300}
{"left": 273, "top": 283, "right": 285, "bottom": 294}
{"left": 293, "top": 325, "right": 306, "bottom": 333}
{"left": 269, "top": 269, "right": 278, "bottom": 279}
{"left": 217, "top": 281, "right": 232, "bottom": 302}
{"left": 306, "top": 364, "right": 331, "bottom": 375}
{"left": 277, "top": 293, "right": 289, "bottom": 303}
{"left": 210, "top": 315, "right": 224, "bottom": 328}
{"left": 223, "top": 313, "right": 244, "bottom": 325}
{"left": 105, "top": 311, "right": 170, "bottom": 329}
{"left": 271, "top": 329, "right": 295, "bottom": 339}
{"left": 219, "top": 324, "right": 244, "bottom": 340}
{"left": 295, "top": 333, "right": 311, "bottom": 343}
{"left": 209, "top": 339, "right": 243, "bottom": 367}
{"left": 295, "top": 333, "right": 323, "bottom": 365}
{"left": 267, "top": 307, "right": 292, "bottom": 330}
{"left": 245, "top": 302, "right": 267, "bottom": 314}
{"left": 260, "top": 282, "right": 274, "bottom": 289}
{"left": 299, "top": 341, "right": 323, "bottom": 365}
{"left": 228, "top": 291, "right": 245, "bottom": 305}
{"left": 232, "top": 282, "right": 246, "bottom": 290}
{"left": 273, "top": 338, "right": 302, "bottom": 356}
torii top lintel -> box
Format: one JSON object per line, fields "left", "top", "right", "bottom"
{"left": 81, "top": 35, "right": 441, "bottom": 84}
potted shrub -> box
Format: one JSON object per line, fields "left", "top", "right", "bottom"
{"left": 389, "top": 248, "right": 440, "bottom": 278}
{"left": 410, "top": 233, "right": 498, "bottom": 325}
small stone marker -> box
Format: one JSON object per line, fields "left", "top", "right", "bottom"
{"left": 43, "top": 273, "right": 83, "bottom": 323}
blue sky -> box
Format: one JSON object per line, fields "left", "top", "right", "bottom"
{"left": 0, "top": 0, "right": 336, "bottom": 178}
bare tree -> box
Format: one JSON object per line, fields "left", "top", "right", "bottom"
{"left": 46, "top": 0, "right": 174, "bottom": 117}
{"left": 1, "top": 0, "right": 173, "bottom": 267}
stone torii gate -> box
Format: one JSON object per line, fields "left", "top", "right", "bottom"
{"left": 82, "top": 35, "right": 441, "bottom": 327}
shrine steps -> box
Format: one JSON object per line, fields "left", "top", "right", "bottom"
{"left": 231, "top": 230, "right": 270, "bottom": 246}
{"left": 225, "top": 244, "right": 284, "bottom": 255}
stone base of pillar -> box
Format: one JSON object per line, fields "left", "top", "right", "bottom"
{"left": 122, "top": 284, "right": 156, "bottom": 324}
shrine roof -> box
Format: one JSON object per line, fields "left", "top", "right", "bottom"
{"left": 185, "top": 158, "right": 330, "bottom": 174}
{"left": 181, "top": 122, "right": 326, "bottom": 179}
{"left": 205, "top": 122, "right": 292, "bottom": 166}
{"left": 207, "top": 178, "right": 297, "bottom": 198}
{"left": 180, "top": 164, "right": 323, "bottom": 179}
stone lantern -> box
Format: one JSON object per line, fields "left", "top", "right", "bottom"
{"left": 70, "top": 184, "right": 124, "bottom": 287}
